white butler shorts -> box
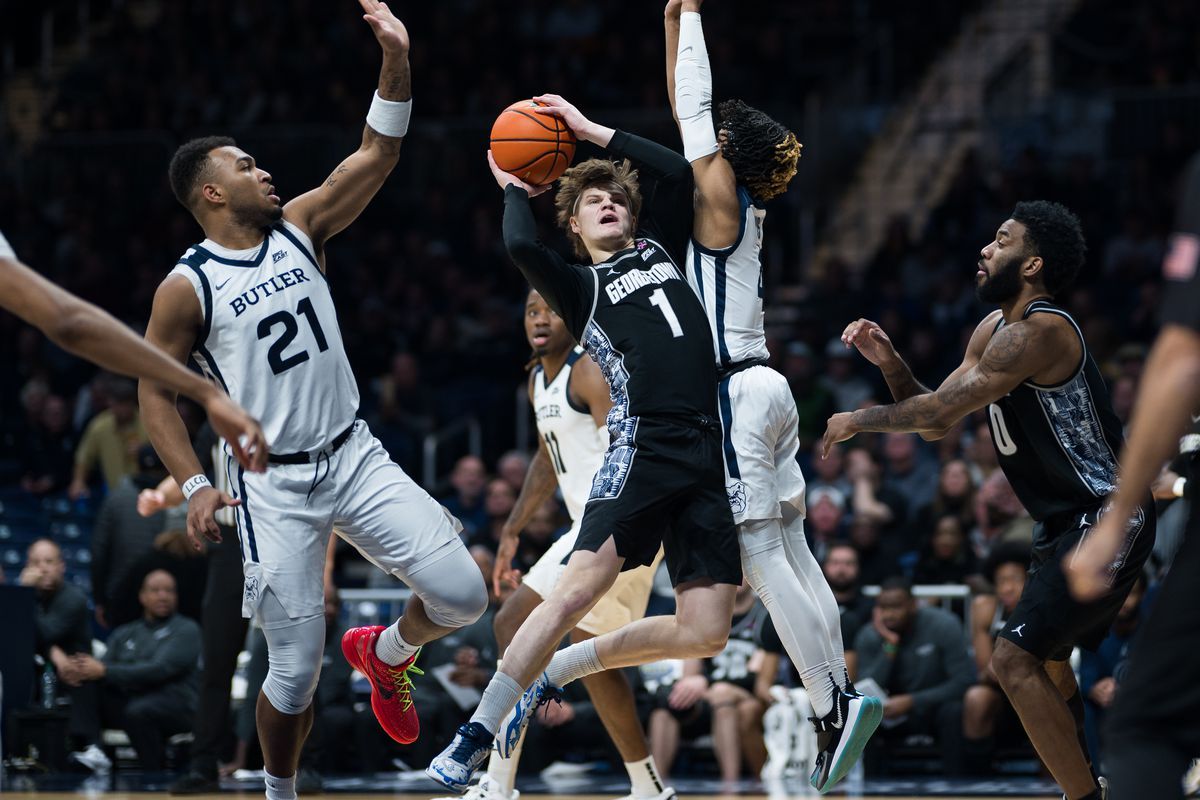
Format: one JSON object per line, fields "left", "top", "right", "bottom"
{"left": 226, "top": 421, "right": 465, "bottom": 619}
{"left": 523, "top": 517, "right": 662, "bottom": 636}
{"left": 717, "top": 365, "right": 808, "bottom": 524}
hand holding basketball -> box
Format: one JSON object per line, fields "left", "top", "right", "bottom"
{"left": 487, "top": 151, "right": 552, "bottom": 197}
{"left": 490, "top": 99, "right": 577, "bottom": 185}
{"left": 530, "top": 94, "right": 595, "bottom": 141}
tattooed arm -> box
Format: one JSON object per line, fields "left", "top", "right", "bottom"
{"left": 821, "top": 314, "right": 1063, "bottom": 456}
{"left": 840, "top": 313, "right": 997, "bottom": 440}
{"left": 283, "top": 0, "right": 410, "bottom": 256}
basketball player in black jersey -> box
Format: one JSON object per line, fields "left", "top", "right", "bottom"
{"left": 1067, "top": 153, "right": 1200, "bottom": 800}
{"left": 0, "top": 231, "right": 266, "bottom": 470}
{"left": 427, "top": 95, "right": 740, "bottom": 792}
{"left": 822, "top": 201, "right": 1154, "bottom": 800}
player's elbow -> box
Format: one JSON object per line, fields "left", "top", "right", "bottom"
{"left": 47, "top": 302, "right": 93, "bottom": 351}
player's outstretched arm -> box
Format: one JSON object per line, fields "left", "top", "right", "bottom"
{"left": 283, "top": 0, "right": 411, "bottom": 255}
{"left": 140, "top": 276, "right": 244, "bottom": 549}
{"left": 0, "top": 247, "right": 266, "bottom": 471}
{"left": 489, "top": 153, "right": 593, "bottom": 335}
{"left": 1067, "top": 323, "right": 1200, "bottom": 600}
{"left": 663, "top": 0, "right": 740, "bottom": 249}
{"left": 821, "top": 314, "right": 1065, "bottom": 456}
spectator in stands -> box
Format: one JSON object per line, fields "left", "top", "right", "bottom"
{"left": 21, "top": 538, "right": 92, "bottom": 717}
{"left": 514, "top": 498, "right": 566, "bottom": 575}
{"left": 965, "top": 421, "right": 1000, "bottom": 483}
{"left": 647, "top": 584, "right": 769, "bottom": 786}
{"left": 67, "top": 569, "right": 200, "bottom": 771}
{"left": 912, "top": 515, "right": 983, "bottom": 589}
{"left": 91, "top": 444, "right": 168, "bottom": 627}
{"left": 1080, "top": 572, "right": 1149, "bottom": 768}
{"left": 844, "top": 449, "right": 909, "bottom": 579}
{"left": 962, "top": 542, "right": 1031, "bottom": 774}
{"left": 784, "top": 342, "right": 835, "bottom": 450}
{"left": 914, "top": 458, "right": 978, "bottom": 537}
{"left": 441, "top": 455, "right": 489, "bottom": 539}
{"left": 68, "top": 377, "right": 148, "bottom": 500}
{"left": 19, "top": 394, "right": 77, "bottom": 495}
{"left": 819, "top": 338, "right": 873, "bottom": 413}
{"left": 856, "top": 577, "right": 974, "bottom": 775}
{"left": 467, "top": 477, "right": 517, "bottom": 554}
{"left": 973, "top": 470, "right": 1033, "bottom": 557}
{"left": 495, "top": 450, "right": 530, "bottom": 496}
{"left": 881, "top": 433, "right": 939, "bottom": 524}
{"left": 108, "top": 530, "right": 207, "bottom": 627}
{"left": 823, "top": 543, "right": 873, "bottom": 677}
{"left": 804, "top": 486, "right": 848, "bottom": 564}
{"left": 806, "top": 440, "right": 851, "bottom": 501}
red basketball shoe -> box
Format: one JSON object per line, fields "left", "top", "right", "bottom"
{"left": 341, "top": 626, "right": 423, "bottom": 744}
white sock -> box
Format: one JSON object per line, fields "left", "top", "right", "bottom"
{"left": 625, "top": 755, "right": 667, "bottom": 797}
{"left": 545, "top": 639, "right": 604, "bottom": 687}
{"left": 264, "top": 770, "right": 297, "bottom": 800}
{"left": 375, "top": 622, "right": 419, "bottom": 666}
{"left": 797, "top": 663, "right": 838, "bottom": 719}
{"left": 470, "top": 671, "right": 524, "bottom": 734}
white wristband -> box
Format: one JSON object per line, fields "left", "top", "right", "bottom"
{"left": 1173, "top": 476, "right": 1188, "bottom": 498}
{"left": 182, "top": 474, "right": 212, "bottom": 500}
{"left": 366, "top": 91, "right": 412, "bottom": 138}
{"left": 0, "top": 230, "right": 14, "bottom": 260}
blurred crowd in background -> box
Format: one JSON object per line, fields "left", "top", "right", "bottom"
{"left": 1, "top": 0, "right": 1198, "bottom": 784}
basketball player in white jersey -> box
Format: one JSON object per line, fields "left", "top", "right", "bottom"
{"left": 137, "top": 5, "right": 487, "bottom": 800}
{"left": 439, "top": 288, "right": 671, "bottom": 800}
{"left": 0, "top": 230, "right": 266, "bottom": 470}
{"left": 663, "top": 1, "right": 882, "bottom": 791}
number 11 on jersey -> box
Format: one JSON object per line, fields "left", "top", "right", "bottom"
{"left": 649, "top": 288, "right": 684, "bottom": 338}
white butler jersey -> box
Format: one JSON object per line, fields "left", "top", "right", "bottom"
{"left": 170, "top": 220, "right": 358, "bottom": 454}
{"left": 685, "top": 186, "right": 770, "bottom": 368}
{"left": 532, "top": 347, "right": 609, "bottom": 521}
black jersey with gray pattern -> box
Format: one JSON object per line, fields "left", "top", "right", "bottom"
{"left": 986, "top": 300, "right": 1124, "bottom": 522}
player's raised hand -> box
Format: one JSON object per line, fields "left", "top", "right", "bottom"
{"left": 532, "top": 94, "right": 595, "bottom": 141}
{"left": 841, "top": 318, "right": 898, "bottom": 368}
{"left": 186, "top": 487, "right": 240, "bottom": 551}
{"left": 487, "top": 151, "right": 552, "bottom": 198}
{"left": 821, "top": 412, "right": 859, "bottom": 458}
{"left": 204, "top": 391, "right": 269, "bottom": 473}
{"left": 358, "top": 0, "right": 410, "bottom": 54}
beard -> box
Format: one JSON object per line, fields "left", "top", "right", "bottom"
{"left": 975, "top": 252, "right": 1024, "bottom": 303}
{"left": 233, "top": 202, "right": 283, "bottom": 232}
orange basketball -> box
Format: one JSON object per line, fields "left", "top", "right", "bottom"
{"left": 490, "top": 100, "right": 577, "bottom": 185}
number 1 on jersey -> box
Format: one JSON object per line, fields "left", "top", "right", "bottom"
{"left": 648, "top": 288, "right": 684, "bottom": 338}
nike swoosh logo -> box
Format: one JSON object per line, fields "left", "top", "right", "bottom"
{"left": 215, "top": 278, "right": 231, "bottom": 290}
{"left": 680, "top": 46, "right": 693, "bottom": 54}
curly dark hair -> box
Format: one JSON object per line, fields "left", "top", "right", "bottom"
{"left": 168, "top": 135, "right": 237, "bottom": 212}
{"left": 1010, "top": 200, "right": 1087, "bottom": 295}
{"left": 983, "top": 541, "right": 1031, "bottom": 583}
{"left": 717, "top": 99, "right": 802, "bottom": 204}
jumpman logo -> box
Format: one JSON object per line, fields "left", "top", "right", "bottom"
{"left": 1011, "top": 624, "right": 1027, "bottom": 638}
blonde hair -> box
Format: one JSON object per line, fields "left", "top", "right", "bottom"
{"left": 554, "top": 158, "right": 643, "bottom": 259}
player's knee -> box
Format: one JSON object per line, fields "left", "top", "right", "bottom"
{"left": 262, "top": 661, "right": 321, "bottom": 716}
{"left": 990, "top": 640, "right": 1037, "bottom": 687}
{"left": 690, "top": 626, "right": 730, "bottom": 659}
{"left": 426, "top": 576, "right": 488, "bottom": 628}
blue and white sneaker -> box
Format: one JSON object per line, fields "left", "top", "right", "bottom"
{"left": 426, "top": 722, "right": 494, "bottom": 794}
{"left": 809, "top": 683, "right": 883, "bottom": 793}
{"left": 497, "top": 672, "right": 562, "bottom": 758}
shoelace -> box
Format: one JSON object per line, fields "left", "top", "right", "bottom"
{"left": 451, "top": 723, "right": 491, "bottom": 761}
{"left": 383, "top": 660, "right": 424, "bottom": 712}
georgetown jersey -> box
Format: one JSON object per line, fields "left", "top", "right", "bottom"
{"left": 685, "top": 186, "right": 770, "bottom": 367}
{"left": 986, "top": 301, "right": 1123, "bottom": 521}
{"left": 579, "top": 237, "right": 719, "bottom": 445}
{"left": 170, "top": 221, "right": 359, "bottom": 454}
{"left": 532, "top": 347, "right": 609, "bottom": 521}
